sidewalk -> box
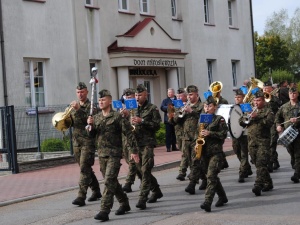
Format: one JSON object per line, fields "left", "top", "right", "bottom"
{"left": 0, "top": 139, "right": 233, "bottom": 206}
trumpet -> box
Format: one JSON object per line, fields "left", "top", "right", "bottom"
{"left": 178, "top": 99, "right": 191, "bottom": 118}
{"left": 241, "top": 106, "right": 257, "bottom": 124}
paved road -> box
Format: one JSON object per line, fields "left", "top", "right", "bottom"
{"left": 0, "top": 146, "right": 300, "bottom": 225}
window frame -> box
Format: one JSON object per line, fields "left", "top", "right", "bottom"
{"left": 228, "top": 1, "right": 233, "bottom": 26}
{"left": 140, "top": 0, "right": 149, "bottom": 14}
{"left": 171, "top": 0, "right": 177, "bottom": 18}
{"left": 207, "top": 60, "right": 213, "bottom": 85}
{"left": 231, "top": 61, "right": 237, "bottom": 87}
{"left": 85, "top": 0, "right": 93, "bottom": 6}
{"left": 118, "top": 0, "right": 129, "bottom": 12}
{"left": 204, "top": 0, "right": 209, "bottom": 23}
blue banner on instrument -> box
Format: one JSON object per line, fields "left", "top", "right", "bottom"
{"left": 240, "top": 103, "right": 252, "bottom": 112}
{"left": 125, "top": 99, "right": 138, "bottom": 109}
{"left": 204, "top": 91, "right": 212, "bottom": 100}
{"left": 199, "top": 114, "right": 213, "bottom": 123}
{"left": 172, "top": 99, "right": 184, "bottom": 108}
{"left": 240, "top": 86, "right": 248, "bottom": 95}
{"left": 251, "top": 87, "right": 260, "bottom": 95}
{"left": 112, "top": 100, "right": 123, "bottom": 109}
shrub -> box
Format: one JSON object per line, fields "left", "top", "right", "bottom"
{"left": 41, "top": 138, "right": 66, "bottom": 152}
{"left": 156, "top": 123, "right": 166, "bottom": 146}
{"left": 261, "top": 69, "right": 294, "bottom": 84}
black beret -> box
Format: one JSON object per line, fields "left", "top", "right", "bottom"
{"left": 98, "top": 89, "right": 112, "bottom": 98}
{"left": 123, "top": 88, "right": 135, "bottom": 96}
{"left": 253, "top": 90, "right": 264, "bottom": 98}
{"left": 264, "top": 81, "right": 272, "bottom": 87}
{"left": 289, "top": 87, "right": 298, "bottom": 93}
{"left": 204, "top": 96, "right": 216, "bottom": 105}
{"left": 177, "top": 88, "right": 185, "bottom": 94}
{"left": 136, "top": 84, "right": 147, "bottom": 93}
{"left": 186, "top": 85, "right": 198, "bottom": 93}
{"left": 77, "top": 82, "right": 87, "bottom": 90}
{"left": 235, "top": 89, "right": 244, "bottom": 96}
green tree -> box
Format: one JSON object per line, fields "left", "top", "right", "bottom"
{"left": 255, "top": 33, "right": 290, "bottom": 78}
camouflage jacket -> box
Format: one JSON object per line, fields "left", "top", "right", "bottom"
{"left": 275, "top": 101, "right": 300, "bottom": 130}
{"left": 70, "top": 99, "right": 95, "bottom": 147}
{"left": 239, "top": 105, "right": 274, "bottom": 141}
{"left": 195, "top": 115, "right": 228, "bottom": 157}
{"left": 91, "top": 109, "right": 138, "bottom": 157}
{"left": 174, "top": 99, "right": 204, "bottom": 141}
{"left": 168, "top": 107, "right": 184, "bottom": 140}
{"left": 266, "top": 95, "right": 281, "bottom": 114}
{"left": 133, "top": 100, "right": 161, "bottom": 147}
{"left": 218, "top": 96, "right": 228, "bottom": 104}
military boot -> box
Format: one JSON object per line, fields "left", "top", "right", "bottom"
{"left": 88, "top": 189, "right": 102, "bottom": 202}
{"left": 268, "top": 162, "right": 273, "bottom": 173}
{"left": 215, "top": 196, "right": 228, "bottom": 207}
{"left": 94, "top": 211, "right": 109, "bottom": 221}
{"left": 122, "top": 183, "right": 132, "bottom": 193}
{"left": 115, "top": 203, "right": 131, "bottom": 215}
{"left": 252, "top": 186, "right": 262, "bottom": 196}
{"left": 136, "top": 200, "right": 147, "bottom": 210}
{"left": 72, "top": 197, "right": 86, "bottom": 206}
{"left": 147, "top": 188, "right": 163, "bottom": 203}
{"left": 185, "top": 182, "right": 196, "bottom": 195}
{"left": 176, "top": 174, "right": 185, "bottom": 181}
{"left": 291, "top": 173, "right": 299, "bottom": 183}
{"left": 200, "top": 201, "right": 211, "bottom": 212}
{"left": 198, "top": 179, "right": 207, "bottom": 190}
{"left": 238, "top": 174, "right": 245, "bottom": 183}
{"left": 273, "top": 160, "right": 280, "bottom": 170}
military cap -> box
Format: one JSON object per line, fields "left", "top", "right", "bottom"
{"left": 186, "top": 85, "right": 198, "bottom": 93}
{"left": 77, "top": 82, "right": 87, "bottom": 90}
{"left": 289, "top": 87, "right": 298, "bottom": 93}
{"left": 204, "top": 96, "right": 216, "bottom": 105}
{"left": 235, "top": 89, "right": 245, "bottom": 96}
{"left": 253, "top": 90, "right": 264, "bottom": 98}
{"left": 123, "top": 88, "right": 135, "bottom": 96}
{"left": 136, "top": 84, "right": 147, "bottom": 93}
{"left": 264, "top": 80, "right": 272, "bottom": 87}
{"left": 177, "top": 88, "right": 185, "bottom": 94}
{"left": 98, "top": 89, "right": 112, "bottom": 98}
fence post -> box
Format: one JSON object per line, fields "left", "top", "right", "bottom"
{"left": 35, "top": 106, "right": 43, "bottom": 160}
{"left": 8, "top": 105, "right": 19, "bottom": 174}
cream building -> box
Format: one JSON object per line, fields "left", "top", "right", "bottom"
{"left": 0, "top": 0, "right": 255, "bottom": 108}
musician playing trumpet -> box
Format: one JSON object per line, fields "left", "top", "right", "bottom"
{"left": 239, "top": 90, "right": 274, "bottom": 196}
{"left": 275, "top": 86, "right": 300, "bottom": 183}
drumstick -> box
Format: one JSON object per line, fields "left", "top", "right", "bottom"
{"left": 280, "top": 116, "right": 300, "bottom": 125}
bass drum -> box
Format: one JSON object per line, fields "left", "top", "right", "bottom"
{"left": 216, "top": 104, "right": 244, "bottom": 139}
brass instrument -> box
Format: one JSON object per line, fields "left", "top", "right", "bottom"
{"left": 167, "top": 103, "right": 175, "bottom": 120}
{"left": 243, "top": 77, "right": 264, "bottom": 104}
{"left": 52, "top": 106, "right": 73, "bottom": 131}
{"left": 209, "top": 81, "right": 223, "bottom": 104}
{"left": 130, "top": 109, "right": 136, "bottom": 131}
{"left": 241, "top": 106, "right": 257, "bottom": 125}
{"left": 264, "top": 88, "right": 279, "bottom": 102}
{"left": 195, "top": 123, "right": 205, "bottom": 159}
{"left": 178, "top": 99, "right": 191, "bottom": 118}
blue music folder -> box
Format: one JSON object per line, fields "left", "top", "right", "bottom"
{"left": 112, "top": 100, "right": 123, "bottom": 109}
{"left": 199, "top": 114, "right": 213, "bottom": 124}
{"left": 204, "top": 91, "right": 212, "bottom": 100}
{"left": 240, "top": 103, "right": 252, "bottom": 113}
{"left": 240, "top": 86, "right": 248, "bottom": 95}
{"left": 124, "top": 99, "right": 138, "bottom": 109}
{"left": 251, "top": 87, "right": 259, "bottom": 95}
{"left": 172, "top": 99, "right": 184, "bottom": 108}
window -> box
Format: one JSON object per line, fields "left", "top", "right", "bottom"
{"left": 228, "top": 1, "right": 232, "bottom": 25}
{"left": 232, "top": 61, "right": 237, "bottom": 86}
{"left": 140, "top": 0, "right": 149, "bottom": 14}
{"left": 228, "top": 0, "right": 237, "bottom": 27}
{"left": 207, "top": 60, "right": 213, "bottom": 85}
{"left": 204, "top": 0, "right": 209, "bottom": 23}
{"left": 85, "top": 0, "right": 93, "bottom": 6}
{"left": 118, "top": 0, "right": 129, "bottom": 11}
{"left": 24, "top": 60, "right": 45, "bottom": 107}
{"left": 171, "top": 0, "right": 177, "bottom": 18}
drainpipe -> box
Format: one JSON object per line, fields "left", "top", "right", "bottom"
{"left": 249, "top": 0, "right": 256, "bottom": 78}
{"left": 0, "top": 0, "right": 8, "bottom": 106}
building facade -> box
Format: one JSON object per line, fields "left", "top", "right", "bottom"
{"left": 0, "top": 0, "right": 255, "bottom": 108}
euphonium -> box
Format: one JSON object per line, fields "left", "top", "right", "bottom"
{"left": 243, "top": 77, "right": 264, "bottom": 103}
{"left": 195, "top": 123, "right": 205, "bottom": 159}
{"left": 178, "top": 99, "right": 191, "bottom": 118}
{"left": 52, "top": 106, "right": 74, "bottom": 131}
{"left": 209, "top": 81, "right": 223, "bottom": 104}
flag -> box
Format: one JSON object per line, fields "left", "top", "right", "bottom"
{"left": 112, "top": 100, "right": 123, "bottom": 109}
{"left": 240, "top": 86, "right": 248, "bottom": 95}
{"left": 125, "top": 99, "right": 138, "bottom": 109}
{"left": 199, "top": 114, "right": 213, "bottom": 123}
{"left": 172, "top": 99, "right": 184, "bottom": 108}
{"left": 240, "top": 103, "right": 252, "bottom": 113}
{"left": 204, "top": 91, "right": 212, "bottom": 100}
{"left": 251, "top": 87, "right": 259, "bottom": 95}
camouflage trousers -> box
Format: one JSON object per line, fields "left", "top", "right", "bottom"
{"left": 188, "top": 149, "right": 206, "bottom": 184}
{"left": 99, "top": 156, "right": 129, "bottom": 213}
{"left": 73, "top": 145, "right": 100, "bottom": 199}
{"left": 232, "top": 135, "right": 252, "bottom": 176}
{"left": 135, "top": 145, "right": 160, "bottom": 202}
{"left": 248, "top": 141, "right": 273, "bottom": 188}
{"left": 123, "top": 148, "right": 142, "bottom": 185}
{"left": 286, "top": 136, "right": 300, "bottom": 175}
{"left": 270, "top": 124, "right": 279, "bottom": 163}
{"left": 178, "top": 140, "right": 193, "bottom": 176}
{"left": 203, "top": 153, "right": 226, "bottom": 204}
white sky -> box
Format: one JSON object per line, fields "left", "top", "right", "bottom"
{"left": 252, "top": 0, "right": 300, "bottom": 35}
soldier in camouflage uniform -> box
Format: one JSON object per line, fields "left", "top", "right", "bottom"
{"left": 169, "top": 88, "right": 187, "bottom": 181}
{"left": 199, "top": 96, "right": 229, "bottom": 212}
{"left": 131, "top": 84, "right": 163, "bottom": 210}
{"left": 275, "top": 87, "right": 300, "bottom": 183}
{"left": 121, "top": 88, "right": 142, "bottom": 193}
{"left": 172, "top": 85, "right": 204, "bottom": 194}
{"left": 70, "top": 82, "right": 101, "bottom": 207}
{"left": 232, "top": 89, "right": 252, "bottom": 183}
{"left": 88, "top": 89, "right": 140, "bottom": 222}
{"left": 239, "top": 91, "right": 274, "bottom": 196}
{"left": 263, "top": 81, "right": 281, "bottom": 172}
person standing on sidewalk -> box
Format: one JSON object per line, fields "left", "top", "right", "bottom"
{"left": 132, "top": 84, "right": 163, "bottom": 210}
{"left": 88, "top": 89, "right": 140, "bottom": 222}
{"left": 121, "top": 88, "right": 142, "bottom": 193}
{"left": 160, "top": 88, "right": 178, "bottom": 152}
{"left": 70, "top": 82, "right": 101, "bottom": 207}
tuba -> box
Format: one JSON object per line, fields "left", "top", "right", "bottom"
{"left": 243, "top": 77, "right": 264, "bottom": 104}
{"left": 209, "top": 81, "right": 223, "bottom": 104}
{"left": 52, "top": 106, "right": 73, "bottom": 131}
